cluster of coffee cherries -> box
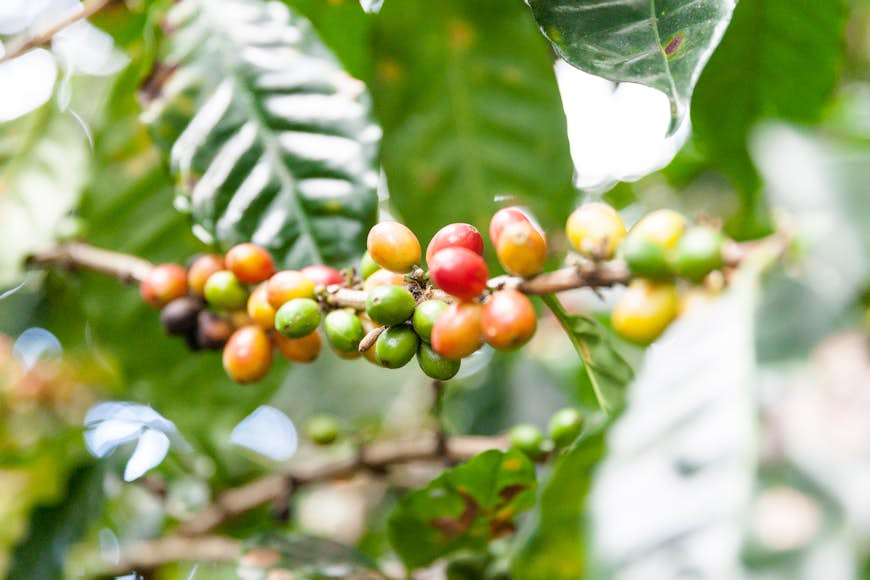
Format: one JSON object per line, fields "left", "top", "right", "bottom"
{"left": 566, "top": 203, "right": 730, "bottom": 344}
{"left": 508, "top": 407, "right": 585, "bottom": 459}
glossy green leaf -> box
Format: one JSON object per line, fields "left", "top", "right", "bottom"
{"left": 512, "top": 427, "right": 606, "bottom": 580}
{"left": 387, "top": 449, "right": 536, "bottom": 569}
{"left": 144, "top": 0, "right": 379, "bottom": 268}
{"left": 527, "top": 0, "right": 737, "bottom": 132}
{"left": 542, "top": 295, "right": 634, "bottom": 415}
{"left": 371, "top": 0, "right": 575, "bottom": 244}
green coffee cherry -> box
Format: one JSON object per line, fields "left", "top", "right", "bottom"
{"left": 275, "top": 298, "right": 321, "bottom": 338}
{"left": 417, "top": 343, "right": 461, "bottom": 380}
{"left": 548, "top": 408, "right": 584, "bottom": 448}
{"left": 305, "top": 415, "right": 341, "bottom": 445}
{"left": 360, "top": 251, "right": 380, "bottom": 280}
{"left": 621, "top": 235, "right": 672, "bottom": 280}
{"left": 203, "top": 270, "right": 249, "bottom": 310}
{"left": 412, "top": 299, "right": 448, "bottom": 343}
{"left": 508, "top": 424, "right": 544, "bottom": 459}
{"left": 375, "top": 325, "right": 419, "bottom": 369}
{"left": 672, "top": 226, "right": 725, "bottom": 282}
{"left": 366, "top": 285, "right": 416, "bottom": 326}
{"left": 324, "top": 309, "right": 365, "bottom": 353}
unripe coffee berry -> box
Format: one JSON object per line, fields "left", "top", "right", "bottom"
{"left": 548, "top": 408, "right": 584, "bottom": 448}
{"left": 621, "top": 235, "right": 673, "bottom": 280}
{"left": 306, "top": 415, "right": 341, "bottom": 445}
{"left": 160, "top": 296, "right": 203, "bottom": 337}
{"left": 428, "top": 247, "right": 489, "bottom": 300}
{"left": 274, "top": 330, "right": 322, "bottom": 364}
{"left": 426, "top": 223, "right": 484, "bottom": 266}
{"left": 225, "top": 243, "right": 275, "bottom": 284}
{"left": 481, "top": 289, "right": 536, "bottom": 350}
{"left": 417, "top": 343, "right": 461, "bottom": 380}
{"left": 495, "top": 220, "right": 547, "bottom": 278}
{"left": 323, "top": 309, "right": 365, "bottom": 353}
{"left": 489, "top": 207, "right": 532, "bottom": 247}
{"left": 203, "top": 270, "right": 249, "bottom": 310}
{"left": 222, "top": 325, "right": 273, "bottom": 384}
{"left": 367, "top": 221, "right": 421, "bottom": 273}
{"left": 267, "top": 270, "right": 315, "bottom": 309}
{"left": 672, "top": 226, "right": 725, "bottom": 282}
{"left": 301, "top": 264, "right": 344, "bottom": 288}
{"left": 375, "top": 325, "right": 419, "bottom": 369}
{"left": 196, "top": 310, "right": 233, "bottom": 350}
{"left": 360, "top": 251, "right": 380, "bottom": 280}
{"left": 565, "top": 202, "right": 626, "bottom": 260}
{"left": 611, "top": 279, "right": 678, "bottom": 345}
{"left": 363, "top": 269, "right": 405, "bottom": 292}
{"left": 275, "top": 298, "right": 322, "bottom": 338}
{"left": 430, "top": 301, "right": 483, "bottom": 360}
{"left": 366, "top": 285, "right": 416, "bottom": 326}
{"left": 508, "top": 424, "right": 545, "bottom": 459}
{"left": 412, "top": 299, "right": 449, "bottom": 343}
{"left": 140, "top": 263, "right": 188, "bottom": 308}
{"left": 187, "top": 254, "right": 224, "bottom": 296}
{"left": 247, "top": 284, "right": 276, "bottom": 329}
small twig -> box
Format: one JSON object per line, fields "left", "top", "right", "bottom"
{"left": 27, "top": 242, "right": 153, "bottom": 284}
{"left": 109, "top": 534, "right": 241, "bottom": 575}
{"left": 0, "top": 0, "right": 113, "bottom": 64}
{"left": 359, "top": 325, "right": 386, "bottom": 352}
{"left": 430, "top": 380, "right": 448, "bottom": 457}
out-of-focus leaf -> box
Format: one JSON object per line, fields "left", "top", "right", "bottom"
{"left": 527, "top": 0, "right": 737, "bottom": 133}
{"left": 240, "top": 534, "right": 384, "bottom": 578}
{"left": 542, "top": 295, "right": 634, "bottom": 415}
{"left": 144, "top": 0, "right": 379, "bottom": 268}
{"left": 691, "top": 0, "right": 848, "bottom": 236}
{"left": 589, "top": 277, "right": 760, "bottom": 578}
{"left": 8, "top": 463, "right": 104, "bottom": 580}
{"left": 387, "top": 449, "right": 536, "bottom": 569}
{"left": 371, "top": 0, "right": 575, "bottom": 243}
{"left": 512, "top": 426, "right": 607, "bottom": 579}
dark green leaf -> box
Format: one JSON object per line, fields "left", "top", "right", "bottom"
{"left": 542, "top": 295, "right": 634, "bottom": 415}
{"left": 371, "top": 0, "right": 575, "bottom": 244}
{"left": 8, "top": 463, "right": 105, "bottom": 580}
{"left": 527, "top": 0, "right": 738, "bottom": 132}
{"left": 387, "top": 449, "right": 537, "bottom": 569}
{"left": 144, "top": 0, "right": 379, "bottom": 268}
{"left": 241, "top": 534, "right": 384, "bottom": 578}
{"left": 512, "top": 427, "right": 607, "bottom": 580}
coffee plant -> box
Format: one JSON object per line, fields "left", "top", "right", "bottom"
{"left": 0, "top": 0, "right": 868, "bottom": 579}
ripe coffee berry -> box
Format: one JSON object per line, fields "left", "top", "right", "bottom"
{"left": 140, "top": 263, "right": 188, "bottom": 308}
{"left": 375, "top": 325, "right": 419, "bottom": 369}
{"left": 367, "top": 221, "right": 421, "bottom": 273}
{"left": 275, "top": 298, "right": 322, "bottom": 338}
{"left": 267, "top": 270, "right": 315, "bottom": 309}
{"left": 611, "top": 279, "right": 678, "bottom": 345}
{"left": 323, "top": 309, "right": 365, "bottom": 354}
{"left": 274, "top": 330, "right": 322, "bottom": 364}
{"left": 481, "top": 289, "right": 536, "bottom": 350}
{"left": 428, "top": 247, "right": 489, "bottom": 300}
{"left": 306, "top": 415, "right": 341, "bottom": 445}
{"left": 301, "top": 265, "right": 344, "bottom": 288}
{"left": 203, "top": 270, "right": 248, "bottom": 310}
{"left": 363, "top": 269, "right": 405, "bottom": 292}
{"left": 672, "top": 226, "right": 725, "bottom": 282}
{"left": 508, "top": 424, "right": 545, "bottom": 459}
{"left": 225, "top": 243, "right": 275, "bottom": 284}
{"left": 426, "top": 223, "right": 484, "bottom": 266}
{"left": 247, "top": 284, "right": 276, "bottom": 329}
{"left": 430, "top": 301, "right": 483, "bottom": 360}
{"left": 222, "top": 325, "right": 273, "bottom": 384}
{"left": 566, "top": 202, "right": 626, "bottom": 260}
{"left": 196, "top": 310, "right": 233, "bottom": 350}
{"left": 366, "top": 285, "right": 416, "bottom": 326}
{"left": 495, "top": 220, "right": 547, "bottom": 278}
{"left": 489, "top": 207, "right": 532, "bottom": 247}
{"left": 160, "top": 296, "right": 203, "bottom": 337}
{"left": 548, "top": 408, "right": 584, "bottom": 448}
{"left": 412, "top": 299, "right": 448, "bottom": 343}
{"left": 417, "top": 343, "right": 461, "bottom": 380}
{"left": 187, "top": 254, "right": 224, "bottom": 296}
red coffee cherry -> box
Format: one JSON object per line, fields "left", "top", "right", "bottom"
{"left": 428, "top": 247, "right": 489, "bottom": 301}
{"left": 481, "top": 289, "right": 536, "bottom": 350}
{"left": 425, "top": 223, "right": 484, "bottom": 266}
{"left": 222, "top": 325, "right": 273, "bottom": 384}
{"left": 274, "top": 330, "right": 322, "bottom": 364}
{"left": 489, "top": 207, "right": 532, "bottom": 247}
{"left": 301, "top": 264, "right": 344, "bottom": 288}
{"left": 247, "top": 283, "right": 276, "bottom": 329}
{"left": 187, "top": 254, "right": 224, "bottom": 296}
{"left": 367, "top": 221, "right": 421, "bottom": 273}
{"left": 140, "top": 263, "right": 188, "bottom": 308}
{"left": 267, "top": 270, "right": 315, "bottom": 309}
{"left": 495, "top": 220, "right": 547, "bottom": 278}
{"left": 431, "top": 301, "right": 483, "bottom": 360}
{"left": 225, "top": 243, "right": 275, "bottom": 284}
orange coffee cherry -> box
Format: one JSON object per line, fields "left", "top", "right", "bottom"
{"left": 363, "top": 269, "right": 405, "bottom": 292}
{"left": 222, "top": 325, "right": 273, "bottom": 384}
{"left": 226, "top": 243, "right": 275, "bottom": 284}
{"left": 247, "top": 283, "right": 276, "bottom": 329}
{"left": 366, "top": 221, "right": 421, "bottom": 273}
{"left": 267, "top": 270, "right": 316, "bottom": 309}
{"left": 489, "top": 207, "right": 532, "bottom": 247}
{"left": 140, "top": 263, "right": 188, "bottom": 308}
{"left": 274, "top": 330, "right": 322, "bottom": 364}
{"left": 495, "top": 220, "right": 547, "bottom": 277}
{"left": 187, "top": 254, "right": 225, "bottom": 296}
{"left": 431, "top": 301, "right": 483, "bottom": 360}
{"left": 481, "top": 289, "right": 536, "bottom": 350}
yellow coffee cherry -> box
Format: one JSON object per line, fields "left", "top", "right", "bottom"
{"left": 565, "top": 202, "right": 626, "bottom": 260}
{"left": 612, "top": 279, "right": 679, "bottom": 345}
{"left": 630, "top": 209, "right": 687, "bottom": 250}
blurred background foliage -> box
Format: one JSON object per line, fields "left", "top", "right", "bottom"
{"left": 0, "top": 0, "right": 868, "bottom": 578}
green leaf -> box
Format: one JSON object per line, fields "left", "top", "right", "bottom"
{"left": 691, "top": 0, "right": 848, "bottom": 233}
{"left": 144, "top": 0, "right": 379, "bottom": 269}
{"left": 387, "top": 449, "right": 537, "bottom": 569}
{"left": 371, "top": 0, "right": 575, "bottom": 244}
{"left": 8, "top": 463, "right": 105, "bottom": 580}
{"left": 527, "top": 0, "right": 738, "bottom": 133}
{"left": 512, "top": 427, "right": 607, "bottom": 580}
{"left": 541, "top": 295, "right": 634, "bottom": 415}
{"left": 241, "top": 534, "right": 384, "bottom": 577}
